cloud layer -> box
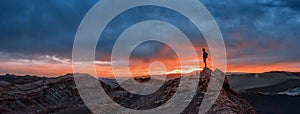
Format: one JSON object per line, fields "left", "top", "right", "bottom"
{"left": 0, "top": 0, "right": 299, "bottom": 75}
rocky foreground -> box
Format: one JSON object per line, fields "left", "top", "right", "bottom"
{"left": 0, "top": 69, "right": 256, "bottom": 114}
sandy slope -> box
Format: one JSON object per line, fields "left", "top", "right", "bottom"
{"left": 227, "top": 71, "right": 300, "bottom": 91}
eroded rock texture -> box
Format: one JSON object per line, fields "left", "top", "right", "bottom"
{"left": 0, "top": 69, "right": 256, "bottom": 114}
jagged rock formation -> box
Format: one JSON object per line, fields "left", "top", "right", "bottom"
{"left": 205, "top": 71, "right": 257, "bottom": 114}
{"left": 0, "top": 69, "right": 256, "bottom": 114}
{"left": 0, "top": 74, "right": 84, "bottom": 114}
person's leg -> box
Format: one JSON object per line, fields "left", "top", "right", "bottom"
{"left": 203, "top": 59, "right": 207, "bottom": 68}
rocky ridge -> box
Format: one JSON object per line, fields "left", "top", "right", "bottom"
{"left": 0, "top": 69, "right": 256, "bottom": 114}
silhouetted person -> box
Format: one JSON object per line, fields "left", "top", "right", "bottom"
{"left": 202, "top": 48, "right": 208, "bottom": 68}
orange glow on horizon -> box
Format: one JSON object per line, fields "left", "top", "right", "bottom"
{"left": 1, "top": 57, "right": 299, "bottom": 77}
{"left": 0, "top": 50, "right": 299, "bottom": 77}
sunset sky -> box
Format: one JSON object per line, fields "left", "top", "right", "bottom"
{"left": 0, "top": 0, "right": 300, "bottom": 77}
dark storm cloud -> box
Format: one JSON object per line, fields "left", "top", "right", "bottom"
{"left": 259, "top": 0, "right": 300, "bottom": 12}
{"left": 0, "top": 1, "right": 206, "bottom": 62}
{"left": 95, "top": 5, "right": 206, "bottom": 61}
{"left": 0, "top": 0, "right": 299, "bottom": 67}
{"left": 0, "top": 0, "right": 98, "bottom": 58}
{"left": 201, "top": 0, "right": 300, "bottom": 65}
{"left": 130, "top": 41, "right": 177, "bottom": 62}
{"left": 284, "top": 0, "right": 300, "bottom": 11}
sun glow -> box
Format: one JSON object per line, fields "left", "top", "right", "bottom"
{"left": 1, "top": 53, "right": 299, "bottom": 77}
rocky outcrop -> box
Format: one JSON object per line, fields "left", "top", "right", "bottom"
{"left": 184, "top": 69, "right": 257, "bottom": 114}
{"left": 0, "top": 69, "right": 256, "bottom": 114}
{"left": 0, "top": 74, "right": 84, "bottom": 114}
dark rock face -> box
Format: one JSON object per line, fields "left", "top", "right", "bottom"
{"left": 0, "top": 74, "right": 84, "bottom": 114}
{"left": 0, "top": 69, "right": 256, "bottom": 114}
{"left": 184, "top": 69, "right": 257, "bottom": 114}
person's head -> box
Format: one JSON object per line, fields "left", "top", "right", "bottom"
{"left": 202, "top": 48, "right": 206, "bottom": 52}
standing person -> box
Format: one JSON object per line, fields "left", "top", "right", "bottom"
{"left": 202, "top": 48, "right": 208, "bottom": 68}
